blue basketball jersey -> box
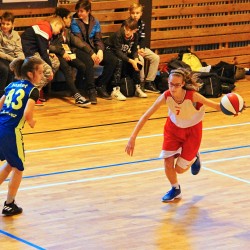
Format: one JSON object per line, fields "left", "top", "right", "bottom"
{"left": 0, "top": 80, "right": 37, "bottom": 129}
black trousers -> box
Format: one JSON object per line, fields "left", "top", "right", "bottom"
{"left": 75, "top": 49, "right": 96, "bottom": 91}
{"left": 95, "top": 49, "right": 119, "bottom": 87}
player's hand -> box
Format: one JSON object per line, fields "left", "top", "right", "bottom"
{"left": 243, "top": 101, "right": 247, "bottom": 110}
{"left": 125, "top": 137, "right": 135, "bottom": 156}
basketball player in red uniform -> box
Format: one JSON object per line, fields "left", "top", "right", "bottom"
{"left": 125, "top": 68, "right": 222, "bottom": 202}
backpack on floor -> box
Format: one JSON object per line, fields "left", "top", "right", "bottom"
{"left": 235, "top": 67, "right": 246, "bottom": 80}
{"left": 119, "top": 76, "right": 135, "bottom": 97}
{"left": 210, "top": 61, "right": 237, "bottom": 80}
{"left": 167, "top": 58, "right": 191, "bottom": 71}
{"left": 155, "top": 71, "right": 169, "bottom": 93}
{"left": 197, "top": 73, "right": 222, "bottom": 98}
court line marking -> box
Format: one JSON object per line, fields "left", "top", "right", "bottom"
{"left": 3, "top": 145, "right": 249, "bottom": 181}
{"left": 1, "top": 156, "right": 249, "bottom": 249}
{"left": 1, "top": 154, "right": 249, "bottom": 194}
{"left": 0, "top": 230, "right": 45, "bottom": 250}
{"left": 25, "top": 122, "right": 250, "bottom": 153}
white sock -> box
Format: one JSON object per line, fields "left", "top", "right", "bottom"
{"left": 172, "top": 183, "right": 179, "bottom": 189}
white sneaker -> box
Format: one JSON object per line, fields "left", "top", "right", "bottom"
{"left": 135, "top": 84, "right": 147, "bottom": 98}
{"left": 111, "top": 86, "right": 127, "bottom": 101}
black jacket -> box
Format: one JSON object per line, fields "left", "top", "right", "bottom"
{"left": 104, "top": 27, "right": 139, "bottom": 62}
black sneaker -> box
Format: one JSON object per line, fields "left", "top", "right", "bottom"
{"left": 144, "top": 81, "right": 160, "bottom": 93}
{"left": 2, "top": 200, "right": 23, "bottom": 216}
{"left": 96, "top": 86, "right": 112, "bottom": 100}
{"left": 75, "top": 96, "right": 91, "bottom": 107}
{"left": 88, "top": 88, "right": 97, "bottom": 104}
{"left": 162, "top": 186, "right": 182, "bottom": 202}
{"left": 191, "top": 153, "right": 201, "bottom": 175}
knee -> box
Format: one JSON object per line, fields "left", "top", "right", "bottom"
{"left": 153, "top": 54, "right": 160, "bottom": 63}
{"left": 175, "top": 165, "right": 187, "bottom": 174}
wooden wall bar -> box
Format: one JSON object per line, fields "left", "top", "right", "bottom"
{"left": 151, "top": 0, "right": 250, "bottom": 66}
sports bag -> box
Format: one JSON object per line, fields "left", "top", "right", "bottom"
{"left": 155, "top": 71, "right": 169, "bottom": 93}
{"left": 197, "top": 73, "right": 222, "bottom": 98}
{"left": 167, "top": 58, "right": 191, "bottom": 71}
{"left": 119, "top": 76, "right": 135, "bottom": 97}
{"left": 210, "top": 61, "right": 236, "bottom": 80}
{"left": 235, "top": 67, "right": 246, "bottom": 80}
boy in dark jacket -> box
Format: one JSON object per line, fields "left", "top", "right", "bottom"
{"left": 71, "top": 0, "right": 118, "bottom": 100}
{"left": 21, "top": 17, "right": 63, "bottom": 105}
{"left": 104, "top": 18, "right": 147, "bottom": 101}
{"left": 50, "top": 7, "right": 93, "bottom": 107}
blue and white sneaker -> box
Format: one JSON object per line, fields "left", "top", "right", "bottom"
{"left": 162, "top": 186, "right": 182, "bottom": 202}
{"left": 191, "top": 153, "right": 201, "bottom": 175}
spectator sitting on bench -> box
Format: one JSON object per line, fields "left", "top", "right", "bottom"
{"left": 127, "top": 3, "right": 160, "bottom": 94}
{"left": 71, "top": 0, "right": 118, "bottom": 100}
{"left": 50, "top": 7, "right": 92, "bottom": 107}
{"left": 104, "top": 18, "right": 147, "bottom": 101}
{"left": 0, "top": 12, "right": 25, "bottom": 98}
{"left": 21, "top": 16, "right": 63, "bottom": 106}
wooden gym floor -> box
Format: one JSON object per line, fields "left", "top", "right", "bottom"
{"left": 0, "top": 76, "right": 250, "bottom": 250}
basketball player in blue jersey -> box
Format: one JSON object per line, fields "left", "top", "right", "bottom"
{"left": 125, "top": 68, "right": 222, "bottom": 202}
{"left": 0, "top": 56, "right": 43, "bottom": 216}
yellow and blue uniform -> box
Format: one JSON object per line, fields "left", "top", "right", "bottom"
{"left": 0, "top": 80, "right": 39, "bottom": 171}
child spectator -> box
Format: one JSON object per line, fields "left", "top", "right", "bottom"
{"left": 125, "top": 68, "right": 222, "bottom": 202}
{"left": 128, "top": 3, "right": 160, "bottom": 94}
{"left": 0, "top": 12, "right": 25, "bottom": 98}
{"left": 21, "top": 17, "right": 63, "bottom": 105}
{"left": 71, "top": 0, "right": 118, "bottom": 100}
{"left": 50, "top": 7, "right": 91, "bottom": 107}
{"left": 104, "top": 18, "right": 147, "bottom": 101}
{"left": 0, "top": 56, "right": 43, "bottom": 216}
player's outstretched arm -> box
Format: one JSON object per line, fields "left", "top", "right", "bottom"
{"left": 125, "top": 94, "right": 166, "bottom": 156}
{"left": 193, "top": 92, "right": 221, "bottom": 111}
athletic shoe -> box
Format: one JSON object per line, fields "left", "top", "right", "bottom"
{"left": 88, "top": 88, "right": 97, "bottom": 104}
{"left": 35, "top": 99, "right": 44, "bottom": 106}
{"left": 111, "top": 86, "right": 126, "bottom": 101}
{"left": 135, "top": 84, "right": 147, "bottom": 98}
{"left": 96, "top": 85, "right": 112, "bottom": 100}
{"left": 144, "top": 81, "right": 160, "bottom": 93}
{"left": 2, "top": 200, "right": 23, "bottom": 216}
{"left": 191, "top": 153, "right": 201, "bottom": 175}
{"left": 162, "top": 186, "right": 182, "bottom": 202}
{"left": 75, "top": 96, "right": 91, "bottom": 107}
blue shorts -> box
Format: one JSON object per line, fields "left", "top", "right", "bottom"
{"left": 0, "top": 126, "right": 25, "bottom": 171}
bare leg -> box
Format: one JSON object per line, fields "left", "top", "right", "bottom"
{"left": 6, "top": 168, "right": 23, "bottom": 204}
{"left": 164, "top": 156, "right": 177, "bottom": 185}
{"left": 0, "top": 162, "right": 12, "bottom": 185}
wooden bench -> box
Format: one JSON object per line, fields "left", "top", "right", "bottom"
{"left": 0, "top": 1, "right": 137, "bottom": 93}
{"left": 0, "top": 0, "right": 137, "bottom": 37}
{"left": 150, "top": 0, "right": 250, "bottom": 68}
{"left": 1, "top": 0, "right": 249, "bottom": 71}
